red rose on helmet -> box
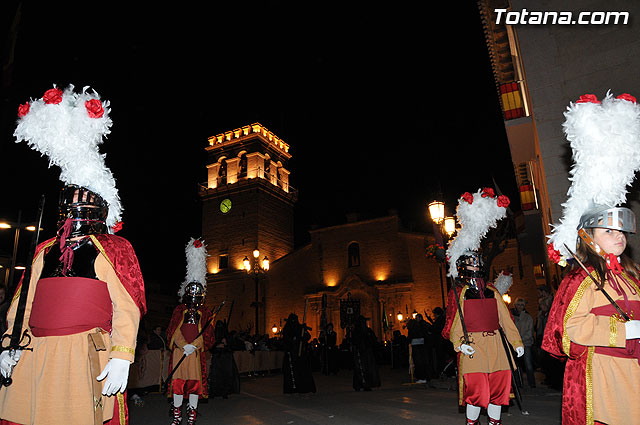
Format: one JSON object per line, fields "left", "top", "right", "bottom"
{"left": 575, "top": 94, "right": 600, "bottom": 104}
{"left": 461, "top": 192, "right": 474, "bottom": 204}
{"left": 43, "top": 88, "right": 63, "bottom": 104}
{"left": 18, "top": 102, "right": 30, "bottom": 117}
{"left": 547, "top": 243, "right": 562, "bottom": 263}
{"left": 111, "top": 222, "right": 123, "bottom": 233}
{"left": 85, "top": 99, "right": 104, "bottom": 118}
{"left": 193, "top": 240, "right": 203, "bottom": 248}
{"left": 497, "top": 195, "right": 510, "bottom": 208}
{"left": 617, "top": 93, "right": 637, "bottom": 103}
{"left": 481, "top": 187, "right": 495, "bottom": 198}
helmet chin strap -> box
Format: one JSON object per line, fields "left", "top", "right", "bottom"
{"left": 577, "top": 228, "right": 623, "bottom": 274}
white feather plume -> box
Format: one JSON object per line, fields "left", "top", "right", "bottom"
{"left": 178, "top": 237, "right": 208, "bottom": 297}
{"left": 548, "top": 92, "right": 640, "bottom": 260}
{"left": 14, "top": 85, "right": 121, "bottom": 230}
{"left": 446, "top": 189, "right": 508, "bottom": 278}
{"left": 493, "top": 271, "right": 513, "bottom": 295}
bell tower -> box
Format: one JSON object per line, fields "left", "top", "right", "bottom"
{"left": 199, "top": 123, "right": 297, "bottom": 333}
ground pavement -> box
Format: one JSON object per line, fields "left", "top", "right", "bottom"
{"left": 129, "top": 366, "right": 562, "bottom": 425}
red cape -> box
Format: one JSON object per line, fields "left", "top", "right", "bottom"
{"left": 166, "top": 304, "right": 216, "bottom": 398}
{"left": 541, "top": 267, "right": 591, "bottom": 425}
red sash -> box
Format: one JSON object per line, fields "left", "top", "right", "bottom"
{"left": 464, "top": 298, "right": 499, "bottom": 332}
{"left": 181, "top": 322, "right": 199, "bottom": 343}
{"left": 592, "top": 300, "right": 640, "bottom": 363}
{"left": 29, "top": 277, "right": 112, "bottom": 336}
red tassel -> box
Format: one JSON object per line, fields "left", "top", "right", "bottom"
{"left": 58, "top": 218, "right": 74, "bottom": 276}
{"left": 607, "top": 253, "right": 623, "bottom": 275}
{"left": 58, "top": 217, "right": 72, "bottom": 247}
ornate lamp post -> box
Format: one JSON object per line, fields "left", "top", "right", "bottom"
{"left": 243, "top": 249, "right": 269, "bottom": 336}
{"left": 428, "top": 199, "right": 456, "bottom": 309}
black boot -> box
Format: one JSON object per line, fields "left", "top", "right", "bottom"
{"left": 186, "top": 405, "right": 198, "bottom": 425}
{"left": 170, "top": 405, "right": 182, "bottom": 425}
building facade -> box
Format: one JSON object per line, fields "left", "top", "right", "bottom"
{"left": 479, "top": 0, "right": 640, "bottom": 287}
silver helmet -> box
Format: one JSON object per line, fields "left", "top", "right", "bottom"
{"left": 182, "top": 281, "right": 205, "bottom": 309}
{"left": 578, "top": 205, "right": 636, "bottom": 234}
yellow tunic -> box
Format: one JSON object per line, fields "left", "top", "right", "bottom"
{"left": 566, "top": 272, "right": 640, "bottom": 425}
{"left": 170, "top": 314, "right": 205, "bottom": 382}
{"left": 0, "top": 238, "right": 140, "bottom": 425}
{"left": 449, "top": 285, "right": 523, "bottom": 375}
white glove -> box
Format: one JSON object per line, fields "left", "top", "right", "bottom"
{"left": 625, "top": 320, "right": 640, "bottom": 339}
{"left": 183, "top": 344, "right": 197, "bottom": 356}
{"left": 459, "top": 344, "right": 475, "bottom": 356}
{"left": 0, "top": 350, "right": 21, "bottom": 378}
{"left": 516, "top": 346, "right": 525, "bottom": 357}
{"left": 97, "top": 358, "right": 130, "bottom": 396}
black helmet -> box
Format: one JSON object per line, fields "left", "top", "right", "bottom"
{"left": 57, "top": 184, "right": 108, "bottom": 237}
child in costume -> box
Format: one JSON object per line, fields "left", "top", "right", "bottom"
{"left": 166, "top": 238, "right": 215, "bottom": 425}
{"left": 544, "top": 92, "right": 640, "bottom": 425}
{"left": 442, "top": 189, "right": 523, "bottom": 425}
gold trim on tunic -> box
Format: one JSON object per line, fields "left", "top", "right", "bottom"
{"left": 586, "top": 346, "right": 594, "bottom": 425}
{"left": 563, "top": 271, "right": 597, "bottom": 356}
{"left": 111, "top": 345, "right": 135, "bottom": 355}
{"left": 608, "top": 316, "right": 618, "bottom": 347}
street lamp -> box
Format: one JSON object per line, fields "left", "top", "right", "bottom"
{"left": 444, "top": 216, "right": 456, "bottom": 237}
{"left": 244, "top": 248, "right": 270, "bottom": 335}
{"left": 0, "top": 211, "right": 42, "bottom": 288}
{"left": 428, "top": 201, "right": 445, "bottom": 224}
{"left": 396, "top": 311, "right": 403, "bottom": 322}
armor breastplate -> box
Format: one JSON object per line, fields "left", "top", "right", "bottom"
{"left": 464, "top": 287, "right": 494, "bottom": 300}
{"left": 40, "top": 237, "right": 99, "bottom": 279}
{"left": 184, "top": 308, "right": 201, "bottom": 324}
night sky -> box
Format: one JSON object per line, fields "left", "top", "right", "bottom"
{"left": 0, "top": 2, "right": 518, "bottom": 292}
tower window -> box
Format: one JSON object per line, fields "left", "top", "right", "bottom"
{"left": 348, "top": 242, "right": 360, "bottom": 267}
{"left": 219, "top": 254, "right": 229, "bottom": 270}
{"left": 218, "top": 159, "right": 227, "bottom": 185}
{"left": 239, "top": 153, "right": 247, "bottom": 178}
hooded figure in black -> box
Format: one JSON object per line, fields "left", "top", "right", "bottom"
{"left": 208, "top": 320, "right": 240, "bottom": 398}
{"left": 351, "top": 315, "right": 381, "bottom": 391}
{"left": 319, "top": 322, "right": 339, "bottom": 375}
{"left": 282, "top": 313, "right": 316, "bottom": 394}
{"left": 407, "top": 313, "right": 432, "bottom": 383}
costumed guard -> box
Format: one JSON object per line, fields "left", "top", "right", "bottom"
{"left": 0, "top": 85, "right": 146, "bottom": 425}
{"left": 166, "top": 238, "right": 215, "bottom": 425}
{"left": 442, "top": 189, "right": 524, "bottom": 425}
{"left": 351, "top": 315, "right": 381, "bottom": 391}
{"left": 282, "top": 313, "right": 316, "bottom": 394}
{"left": 543, "top": 92, "right": 640, "bottom": 425}
{"left": 209, "top": 319, "right": 240, "bottom": 399}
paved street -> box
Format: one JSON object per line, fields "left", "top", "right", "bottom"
{"left": 129, "top": 366, "right": 562, "bottom": 425}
